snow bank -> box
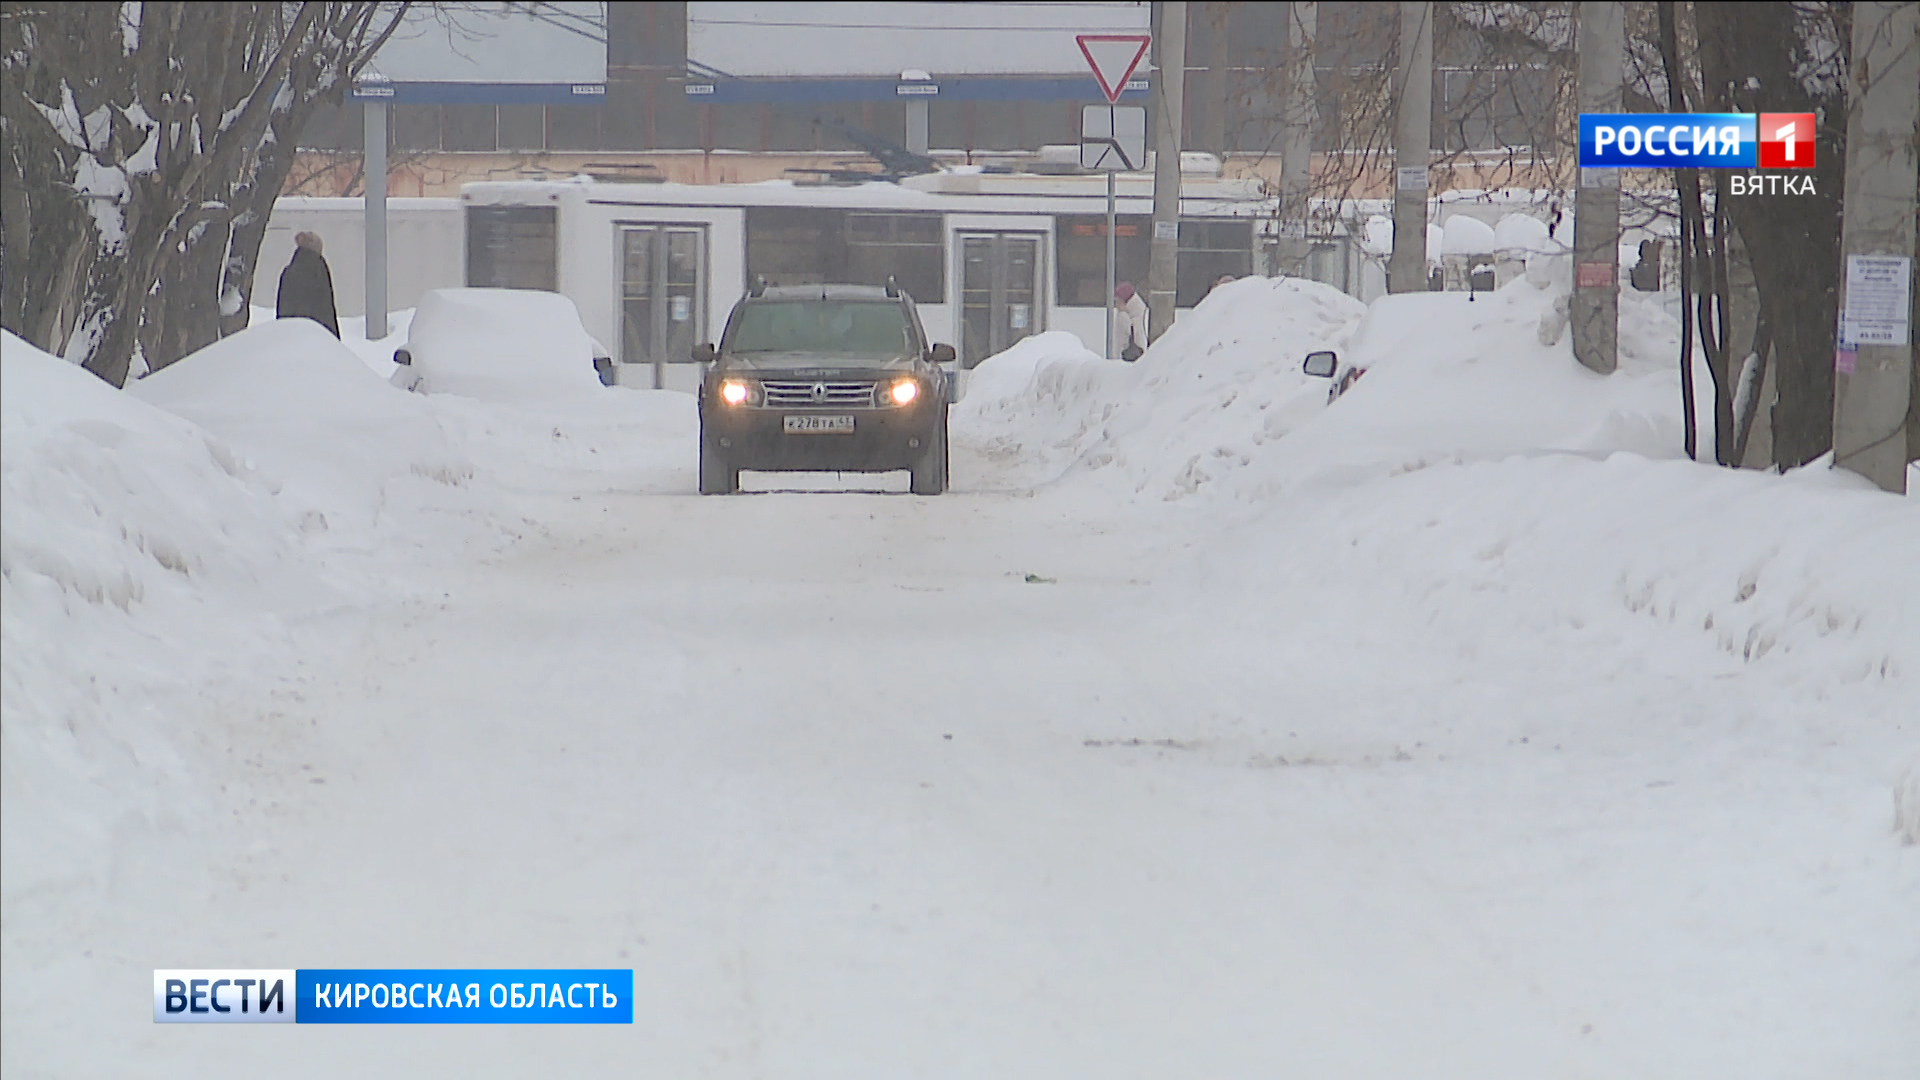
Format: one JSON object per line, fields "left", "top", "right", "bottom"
{"left": 977, "top": 273, "right": 1676, "bottom": 503}
{"left": 970, "top": 273, "right": 1918, "bottom": 687}
{"left": 338, "top": 308, "right": 413, "bottom": 379}
{"left": 1898, "top": 760, "right": 1920, "bottom": 845}
{"left": 956, "top": 332, "right": 1138, "bottom": 488}
{"left": 2, "top": 331, "right": 310, "bottom": 902}
{"left": 130, "top": 319, "right": 470, "bottom": 536}
{"left": 1227, "top": 281, "right": 1686, "bottom": 497}
{"left": 1493, "top": 212, "right": 1555, "bottom": 254}
{"left": 404, "top": 288, "right": 604, "bottom": 402}
{"left": 960, "top": 331, "right": 1100, "bottom": 410}
{"left": 3, "top": 331, "right": 297, "bottom": 610}
{"left": 1442, "top": 214, "right": 1498, "bottom": 256}
{"left": 1188, "top": 451, "right": 1920, "bottom": 686}
{"left": 250, "top": 304, "right": 415, "bottom": 378}
{"left": 960, "top": 277, "right": 1365, "bottom": 498}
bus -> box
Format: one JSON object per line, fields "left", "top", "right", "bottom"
{"left": 458, "top": 164, "right": 1278, "bottom": 390}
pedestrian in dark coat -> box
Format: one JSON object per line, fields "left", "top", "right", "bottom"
{"left": 1629, "top": 239, "right": 1662, "bottom": 292}
{"left": 277, "top": 231, "right": 340, "bottom": 338}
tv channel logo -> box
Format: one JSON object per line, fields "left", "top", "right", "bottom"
{"left": 1580, "top": 113, "right": 1817, "bottom": 170}
{"left": 1581, "top": 114, "right": 1754, "bottom": 168}
{"left": 154, "top": 970, "right": 295, "bottom": 1023}
{"left": 1756, "top": 112, "right": 1816, "bottom": 168}
{"left": 153, "top": 969, "right": 636, "bottom": 1024}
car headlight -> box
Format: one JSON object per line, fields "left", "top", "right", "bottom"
{"left": 887, "top": 378, "right": 920, "bottom": 406}
{"left": 718, "top": 378, "right": 753, "bottom": 406}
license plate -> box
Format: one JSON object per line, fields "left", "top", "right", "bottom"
{"left": 783, "top": 415, "right": 854, "bottom": 434}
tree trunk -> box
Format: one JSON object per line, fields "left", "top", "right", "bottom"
{"left": 1655, "top": 2, "right": 1699, "bottom": 460}
{"left": 1, "top": 1, "right": 397, "bottom": 382}
{"left": 1694, "top": 1, "right": 1848, "bottom": 469}
{"left": 141, "top": 218, "right": 232, "bottom": 373}
{"left": 1701, "top": 177, "right": 1736, "bottom": 464}
{"left": 221, "top": 105, "right": 314, "bottom": 341}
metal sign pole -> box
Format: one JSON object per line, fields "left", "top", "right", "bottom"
{"left": 1105, "top": 169, "right": 1117, "bottom": 359}
{"left": 365, "top": 98, "right": 389, "bottom": 339}
{"left": 1077, "top": 32, "right": 1151, "bottom": 360}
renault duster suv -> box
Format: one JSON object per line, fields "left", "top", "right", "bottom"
{"left": 695, "top": 283, "right": 956, "bottom": 495}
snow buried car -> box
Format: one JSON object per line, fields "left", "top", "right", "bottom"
{"left": 695, "top": 283, "right": 957, "bottom": 495}
{"left": 1302, "top": 347, "right": 1366, "bottom": 402}
{"left": 389, "top": 288, "right": 611, "bottom": 398}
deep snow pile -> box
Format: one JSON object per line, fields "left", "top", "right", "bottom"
{"left": 1226, "top": 282, "right": 1690, "bottom": 498}
{"left": 962, "top": 272, "right": 1701, "bottom": 506}
{"left": 964, "top": 270, "right": 1918, "bottom": 773}
{"left": 1, "top": 331, "right": 316, "bottom": 899}
{"left": 960, "top": 276, "right": 1365, "bottom": 499}
{"left": 128, "top": 318, "right": 473, "bottom": 538}
{"left": 1185, "top": 452, "right": 1920, "bottom": 688}
{"left": 2, "top": 311, "right": 532, "bottom": 916}
{"left": 1167, "top": 281, "right": 1919, "bottom": 687}
{"left": 248, "top": 304, "right": 414, "bottom": 378}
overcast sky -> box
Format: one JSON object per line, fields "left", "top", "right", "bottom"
{"left": 687, "top": 1, "right": 1151, "bottom": 78}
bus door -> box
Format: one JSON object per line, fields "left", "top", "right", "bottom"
{"left": 620, "top": 224, "right": 707, "bottom": 390}
{"left": 956, "top": 231, "right": 1044, "bottom": 369}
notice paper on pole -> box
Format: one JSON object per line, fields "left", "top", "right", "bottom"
{"left": 1077, "top": 34, "right": 1150, "bottom": 104}
{"left": 1082, "top": 105, "right": 1146, "bottom": 171}
{"left": 1841, "top": 255, "right": 1912, "bottom": 347}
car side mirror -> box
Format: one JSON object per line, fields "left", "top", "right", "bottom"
{"left": 1302, "top": 350, "right": 1337, "bottom": 378}
{"left": 393, "top": 347, "right": 412, "bottom": 366}
{"left": 928, "top": 343, "right": 956, "bottom": 365}
{"left": 692, "top": 343, "right": 717, "bottom": 363}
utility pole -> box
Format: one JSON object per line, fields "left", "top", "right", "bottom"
{"left": 1831, "top": 0, "right": 1918, "bottom": 493}
{"left": 1387, "top": 1, "right": 1431, "bottom": 294}
{"left": 1106, "top": 169, "right": 1117, "bottom": 358}
{"left": 1276, "top": 1, "right": 1317, "bottom": 276}
{"left": 1571, "top": 1, "right": 1622, "bottom": 374}
{"left": 1146, "top": 0, "right": 1186, "bottom": 343}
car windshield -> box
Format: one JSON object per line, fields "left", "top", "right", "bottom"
{"left": 729, "top": 300, "right": 913, "bottom": 356}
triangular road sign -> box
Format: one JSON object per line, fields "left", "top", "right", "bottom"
{"left": 1076, "top": 34, "right": 1151, "bottom": 104}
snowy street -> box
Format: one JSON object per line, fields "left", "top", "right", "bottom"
{"left": 4, "top": 277, "right": 1917, "bottom": 1077}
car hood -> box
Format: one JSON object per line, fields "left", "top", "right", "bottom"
{"left": 723, "top": 354, "right": 919, "bottom": 377}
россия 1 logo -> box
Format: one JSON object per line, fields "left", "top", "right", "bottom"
{"left": 1756, "top": 112, "right": 1815, "bottom": 168}
{"left": 1579, "top": 113, "right": 1815, "bottom": 170}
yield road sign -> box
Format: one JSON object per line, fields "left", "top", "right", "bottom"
{"left": 1076, "top": 34, "right": 1151, "bottom": 104}
{"left": 1081, "top": 105, "right": 1147, "bottom": 171}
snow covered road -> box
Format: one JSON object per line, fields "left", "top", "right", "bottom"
{"left": 5, "top": 281, "right": 1916, "bottom": 1077}
{"left": 19, "top": 441, "right": 1911, "bottom": 1077}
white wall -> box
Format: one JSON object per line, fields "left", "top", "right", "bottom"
{"left": 256, "top": 197, "right": 464, "bottom": 318}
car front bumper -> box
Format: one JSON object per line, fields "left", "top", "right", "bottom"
{"left": 701, "top": 402, "right": 941, "bottom": 472}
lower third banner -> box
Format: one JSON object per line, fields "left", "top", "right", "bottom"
{"left": 295, "top": 969, "right": 633, "bottom": 1024}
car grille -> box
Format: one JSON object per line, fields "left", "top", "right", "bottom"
{"left": 761, "top": 380, "right": 879, "bottom": 408}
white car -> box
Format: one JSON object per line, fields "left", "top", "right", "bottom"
{"left": 1301, "top": 349, "right": 1366, "bottom": 402}
{"left": 389, "top": 288, "right": 610, "bottom": 399}
{"left": 1302, "top": 292, "right": 1475, "bottom": 403}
